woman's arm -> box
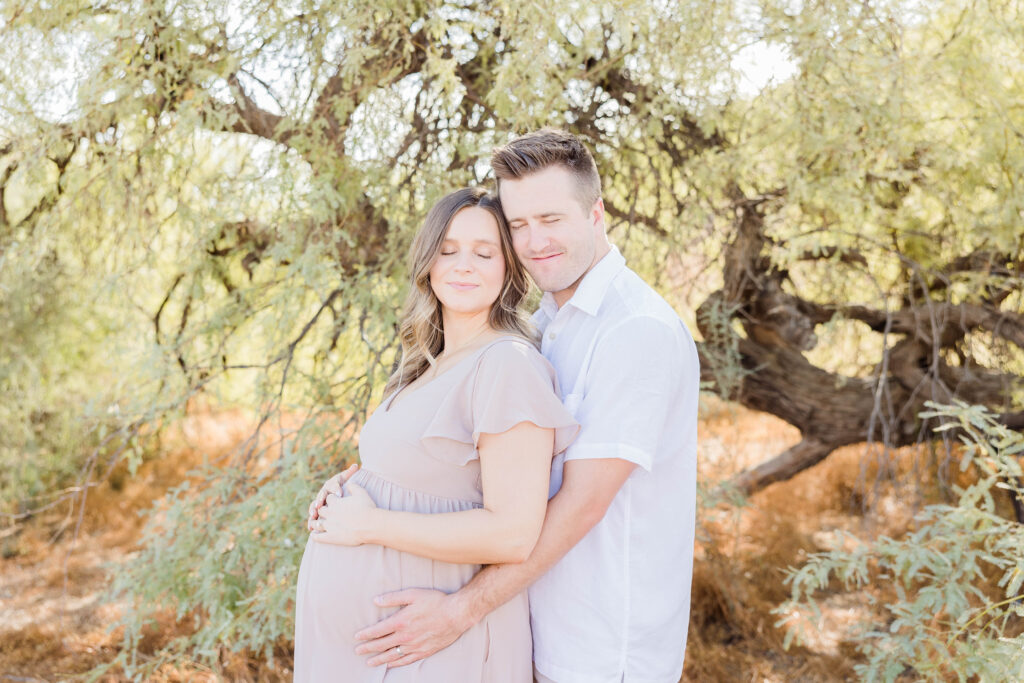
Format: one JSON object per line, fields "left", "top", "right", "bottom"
{"left": 312, "top": 421, "right": 554, "bottom": 565}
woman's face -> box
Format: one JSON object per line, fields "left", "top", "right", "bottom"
{"left": 429, "top": 206, "right": 506, "bottom": 319}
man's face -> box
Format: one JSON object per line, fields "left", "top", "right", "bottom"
{"left": 498, "top": 165, "right": 602, "bottom": 306}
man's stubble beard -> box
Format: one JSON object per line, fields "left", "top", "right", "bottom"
{"left": 525, "top": 259, "right": 589, "bottom": 299}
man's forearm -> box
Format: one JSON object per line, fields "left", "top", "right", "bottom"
{"left": 449, "top": 479, "right": 605, "bottom": 627}
{"left": 353, "top": 459, "right": 634, "bottom": 667}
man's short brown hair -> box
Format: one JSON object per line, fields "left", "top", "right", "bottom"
{"left": 490, "top": 128, "right": 602, "bottom": 212}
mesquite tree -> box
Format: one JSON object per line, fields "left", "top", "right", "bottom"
{"left": 705, "top": 2, "right": 1024, "bottom": 494}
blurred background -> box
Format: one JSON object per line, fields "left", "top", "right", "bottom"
{"left": 1, "top": 0, "right": 1022, "bottom": 680}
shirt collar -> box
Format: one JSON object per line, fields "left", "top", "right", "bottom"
{"left": 537, "top": 244, "right": 626, "bottom": 319}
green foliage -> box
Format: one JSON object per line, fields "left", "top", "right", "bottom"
{"left": 695, "top": 295, "right": 751, "bottom": 400}
{"left": 107, "top": 422, "right": 360, "bottom": 676}
{"left": 0, "top": 199, "right": 124, "bottom": 515}
{"left": 776, "top": 401, "right": 1024, "bottom": 682}
{"left": 749, "top": 0, "right": 1024, "bottom": 316}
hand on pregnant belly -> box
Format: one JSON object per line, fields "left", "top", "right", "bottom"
{"left": 310, "top": 483, "right": 377, "bottom": 546}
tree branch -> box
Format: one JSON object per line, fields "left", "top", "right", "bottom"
{"left": 731, "top": 439, "right": 835, "bottom": 496}
{"left": 603, "top": 198, "right": 667, "bottom": 237}
{"left": 226, "top": 73, "right": 295, "bottom": 145}
{"left": 794, "top": 246, "right": 869, "bottom": 268}
{"left": 838, "top": 302, "right": 1024, "bottom": 348}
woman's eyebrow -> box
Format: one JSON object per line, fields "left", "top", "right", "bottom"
{"left": 441, "top": 238, "right": 500, "bottom": 246}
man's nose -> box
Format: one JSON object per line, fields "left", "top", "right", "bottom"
{"left": 525, "top": 224, "right": 550, "bottom": 253}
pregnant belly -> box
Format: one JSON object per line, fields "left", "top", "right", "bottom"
{"left": 295, "top": 535, "right": 481, "bottom": 650}
{"left": 296, "top": 538, "right": 387, "bottom": 645}
{"left": 295, "top": 534, "right": 533, "bottom": 683}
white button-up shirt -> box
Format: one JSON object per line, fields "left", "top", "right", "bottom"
{"left": 528, "top": 246, "right": 699, "bottom": 683}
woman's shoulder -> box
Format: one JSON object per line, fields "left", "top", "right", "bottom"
{"left": 476, "top": 335, "right": 548, "bottom": 369}
{"left": 466, "top": 334, "right": 578, "bottom": 451}
{"left": 471, "top": 335, "right": 557, "bottom": 389}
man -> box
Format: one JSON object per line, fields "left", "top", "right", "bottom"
{"left": 309, "top": 129, "right": 699, "bottom": 682}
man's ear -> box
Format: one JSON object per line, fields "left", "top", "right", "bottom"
{"left": 591, "top": 198, "right": 605, "bottom": 229}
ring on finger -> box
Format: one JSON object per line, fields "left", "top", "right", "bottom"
{"left": 395, "top": 645, "right": 402, "bottom": 656}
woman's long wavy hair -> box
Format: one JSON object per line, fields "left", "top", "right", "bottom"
{"left": 383, "top": 188, "right": 535, "bottom": 396}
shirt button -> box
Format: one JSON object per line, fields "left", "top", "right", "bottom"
{"left": 548, "top": 332, "right": 557, "bottom": 340}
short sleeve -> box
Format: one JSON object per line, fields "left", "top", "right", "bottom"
{"left": 471, "top": 341, "right": 579, "bottom": 453}
{"left": 421, "top": 339, "right": 579, "bottom": 466}
{"left": 564, "top": 316, "right": 693, "bottom": 472}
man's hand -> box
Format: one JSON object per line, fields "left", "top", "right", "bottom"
{"left": 305, "top": 463, "right": 358, "bottom": 531}
{"left": 354, "top": 588, "right": 472, "bottom": 668}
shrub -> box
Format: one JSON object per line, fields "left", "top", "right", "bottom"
{"left": 776, "top": 401, "right": 1024, "bottom": 682}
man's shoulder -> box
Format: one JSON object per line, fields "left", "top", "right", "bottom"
{"left": 599, "top": 265, "right": 687, "bottom": 331}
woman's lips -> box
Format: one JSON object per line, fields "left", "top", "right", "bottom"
{"left": 448, "top": 282, "right": 478, "bottom": 291}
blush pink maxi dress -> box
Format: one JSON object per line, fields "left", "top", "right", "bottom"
{"left": 294, "top": 337, "right": 578, "bottom": 682}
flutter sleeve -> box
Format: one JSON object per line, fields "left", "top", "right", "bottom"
{"left": 420, "top": 339, "right": 579, "bottom": 466}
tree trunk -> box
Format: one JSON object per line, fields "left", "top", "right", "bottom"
{"left": 698, "top": 194, "right": 1024, "bottom": 496}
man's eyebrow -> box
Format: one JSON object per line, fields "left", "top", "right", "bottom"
{"left": 508, "top": 212, "right": 565, "bottom": 222}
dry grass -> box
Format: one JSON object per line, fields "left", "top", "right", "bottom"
{"left": 0, "top": 408, "right": 292, "bottom": 681}
{"left": 0, "top": 400, "right": 986, "bottom": 681}
{"left": 681, "top": 397, "right": 984, "bottom": 682}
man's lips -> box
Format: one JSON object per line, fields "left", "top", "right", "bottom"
{"left": 530, "top": 253, "right": 562, "bottom": 263}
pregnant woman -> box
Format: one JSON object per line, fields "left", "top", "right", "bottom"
{"left": 293, "top": 187, "right": 577, "bottom": 682}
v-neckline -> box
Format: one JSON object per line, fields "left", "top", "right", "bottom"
{"left": 384, "top": 335, "right": 522, "bottom": 412}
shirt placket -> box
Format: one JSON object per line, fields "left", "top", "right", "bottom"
{"left": 540, "top": 308, "right": 571, "bottom": 356}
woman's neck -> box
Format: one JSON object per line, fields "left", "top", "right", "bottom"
{"left": 439, "top": 310, "right": 495, "bottom": 359}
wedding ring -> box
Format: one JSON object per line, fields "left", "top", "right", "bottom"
{"left": 315, "top": 518, "right": 325, "bottom": 533}
{"left": 395, "top": 645, "right": 403, "bottom": 656}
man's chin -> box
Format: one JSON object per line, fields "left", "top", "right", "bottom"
{"left": 529, "top": 276, "right": 568, "bottom": 295}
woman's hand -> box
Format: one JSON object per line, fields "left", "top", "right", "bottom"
{"left": 310, "top": 482, "right": 378, "bottom": 546}
{"left": 306, "top": 463, "right": 359, "bottom": 531}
